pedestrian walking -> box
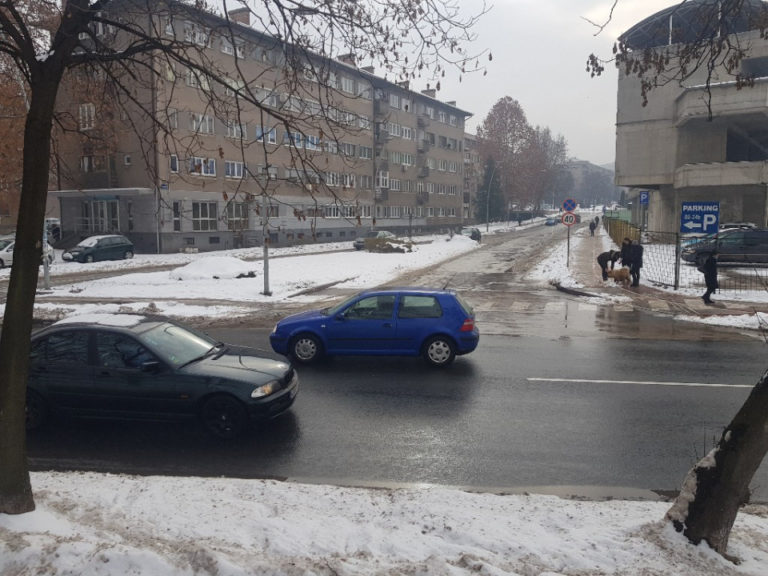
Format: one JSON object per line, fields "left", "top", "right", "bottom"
{"left": 597, "top": 249, "right": 620, "bottom": 281}
{"left": 699, "top": 251, "right": 718, "bottom": 304}
{"left": 619, "top": 237, "right": 633, "bottom": 270}
{"left": 628, "top": 242, "right": 644, "bottom": 287}
{"left": 589, "top": 220, "right": 596, "bottom": 236}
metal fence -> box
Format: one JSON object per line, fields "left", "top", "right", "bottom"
{"left": 603, "top": 217, "right": 768, "bottom": 293}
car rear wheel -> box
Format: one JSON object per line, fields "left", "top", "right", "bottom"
{"left": 26, "top": 390, "right": 47, "bottom": 431}
{"left": 124, "top": 250, "right": 134, "bottom": 259}
{"left": 422, "top": 336, "right": 456, "bottom": 367}
{"left": 200, "top": 395, "right": 248, "bottom": 439}
{"left": 291, "top": 333, "right": 322, "bottom": 364}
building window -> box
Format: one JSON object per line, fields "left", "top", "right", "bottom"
{"left": 376, "top": 171, "right": 389, "bottom": 189}
{"left": 80, "top": 155, "right": 106, "bottom": 172}
{"left": 226, "top": 202, "right": 249, "bottom": 230}
{"left": 255, "top": 125, "right": 277, "bottom": 144}
{"left": 226, "top": 120, "right": 247, "bottom": 139}
{"left": 124, "top": 155, "right": 132, "bottom": 166}
{"left": 389, "top": 93, "right": 400, "bottom": 109}
{"left": 341, "top": 76, "right": 355, "bottom": 93}
{"left": 192, "top": 202, "right": 218, "bottom": 231}
{"left": 79, "top": 103, "right": 95, "bottom": 130}
{"left": 225, "top": 160, "right": 245, "bottom": 179}
{"left": 170, "top": 154, "right": 178, "bottom": 173}
{"left": 189, "top": 157, "right": 216, "bottom": 176}
{"left": 190, "top": 113, "right": 214, "bottom": 134}
{"left": 172, "top": 201, "right": 182, "bottom": 231}
{"left": 359, "top": 146, "right": 372, "bottom": 160}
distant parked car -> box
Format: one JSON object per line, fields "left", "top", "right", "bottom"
{"left": 352, "top": 230, "right": 396, "bottom": 250}
{"left": 681, "top": 228, "right": 768, "bottom": 266}
{"left": 545, "top": 217, "right": 559, "bottom": 226}
{"left": 270, "top": 288, "right": 479, "bottom": 367}
{"left": 62, "top": 234, "right": 134, "bottom": 263}
{"left": 26, "top": 314, "right": 299, "bottom": 439}
{"left": 0, "top": 236, "right": 54, "bottom": 268}
{"left": 720, "top": 222, "right": 756, "bottom": 230}
{"left": 460, "top": 227, "right": 481, "bottom": 241}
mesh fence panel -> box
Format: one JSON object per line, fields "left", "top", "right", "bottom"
{"left": 602, "top": 218, "right": 768, "bottom": 292}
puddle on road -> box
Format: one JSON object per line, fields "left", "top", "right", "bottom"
{"left": 475, "top": 287, "right": 757, "bottom": 342}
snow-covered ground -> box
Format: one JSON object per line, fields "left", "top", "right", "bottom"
{"left": 3, "top": 220, "right": 768, "bottom": 575}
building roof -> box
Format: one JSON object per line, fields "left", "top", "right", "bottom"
{"left": 620, "top": 0, "right": 768, "bottom": 50}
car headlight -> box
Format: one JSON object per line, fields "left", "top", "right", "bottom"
{"left": 271, "top": 324, "right": 278, "bottom": 334}
{"left": 251, "top": 380, "right": 277, "bottom": 398}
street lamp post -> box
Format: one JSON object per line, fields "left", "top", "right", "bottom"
{"left": 485, "top": 163, "right": 497, "bottom": 233}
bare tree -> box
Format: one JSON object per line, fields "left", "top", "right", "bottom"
{"left": 0, "top": 0, "right": 488, "bottom": 514}
{"left": 476, "top": 96, "right": 532, "bottom": 212}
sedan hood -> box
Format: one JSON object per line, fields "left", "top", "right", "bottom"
{"left": 183, "top": 347, "right": 291, "bottom": 381}
{"left": 278, "top": 309, "right": 327, "bottom": 325}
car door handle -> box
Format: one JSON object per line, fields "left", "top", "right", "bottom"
{"left": 382, "top": 322, "right": 392, "bottom": 328}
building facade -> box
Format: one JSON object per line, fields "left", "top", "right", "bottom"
{"left": 52, "top": 2, "right": 471, "bottom": 253}
{"left": 615, "top": 0, "right": 768, "bottom": 233}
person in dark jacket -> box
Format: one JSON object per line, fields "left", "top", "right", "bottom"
{"left": 700, "top": 251, "right": 718, "bottom": 304}
{"left": 588, "top": 220, "right": 596, "bottom": 236}
{"left": 597, "top": 249, "right": 620, "bottom": 281}
{"left": 619, "top": 238, "right": 633, "bottom": 270}
{"left": 628, "top": 242, "right": 644, "bottom": 287}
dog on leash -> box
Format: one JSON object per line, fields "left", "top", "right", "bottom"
{"left": 606, "top": 267, "right": 631, "bottom": 287}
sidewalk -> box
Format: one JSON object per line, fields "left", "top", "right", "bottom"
{"left": 569, "top": 225, "right": 768, "bottom": 321}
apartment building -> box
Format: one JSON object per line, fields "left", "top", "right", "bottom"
{"left": 616, "top": 0, "right": 768, "bottom": 233}
{"left": 51, "top": 2, "right": 471, "bottom": 253}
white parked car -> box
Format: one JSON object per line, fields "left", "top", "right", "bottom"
{"left": 0, "top": 236, "right": 55, "bottom": 269}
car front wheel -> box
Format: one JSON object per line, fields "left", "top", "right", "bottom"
{"left": 124, "top": 250, "right": 134, "bottom": 259}
{"left": 200, "top": 395, "right": 247, "bottom": 439}
{"left": 422, "top": 336, "right": 456, "bottom": 367}
{"left": 85, "top": 254, "right": 94, "bottom": 263}
{"left": 291, "top": 333, "right": 322, "bottom": 364}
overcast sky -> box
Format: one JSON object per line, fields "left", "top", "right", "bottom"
{"left": 434, "top": 0, "right": 676, "bottom": 167}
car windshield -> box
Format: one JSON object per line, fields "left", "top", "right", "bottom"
{"left": 136, "top": 322, "right": 218, "bottom": 367}
{"left": 0, "top": 239, "right": 11, "bottom": 250}
{"left": 325, "top": 293, "right": 366, "bottom": 316}
{"left": 77, "top": 236, "right": 103, "bottom": 248}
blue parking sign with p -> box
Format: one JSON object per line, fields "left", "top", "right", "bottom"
{"left": 680, "top": 202, "right": 719, "bottom": 234}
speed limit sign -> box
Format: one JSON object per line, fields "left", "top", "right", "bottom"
{"left": 561, "top": 211, "right": 577, "bottom": 226}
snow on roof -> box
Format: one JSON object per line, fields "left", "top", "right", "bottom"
{"left": 54, "top": 313, "right": 146, "bottom": 327}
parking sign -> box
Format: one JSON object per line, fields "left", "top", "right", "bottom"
{"left": 680, "top": 202, "right": 719, "bottom": 234}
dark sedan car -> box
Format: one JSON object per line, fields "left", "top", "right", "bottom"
{"left": 270, "top": 288, "right": 479, "bottom": 367}
{"left": 62, "top": 234, "right": 134, "bottom": 263}
{"left": 26, "top": 314, "right": 299, "bottom": 438}
{"left": 682, "top": 228, "right": 768, "bottom": 266}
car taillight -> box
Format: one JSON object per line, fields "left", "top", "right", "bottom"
{"left": 460, "top": 318, "right": 475, "bottom": 332}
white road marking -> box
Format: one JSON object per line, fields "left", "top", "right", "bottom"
{"left": 527, "top": 377, "right": 753, "bottom": 389}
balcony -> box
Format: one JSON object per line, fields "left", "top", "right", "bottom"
{"left": 674, "top": 160, "right": 768, "bottom": 188}
{"left": 374, "top": 99, "right": 389, "bottom": 116}
{"left": 375, "top": 188, "right": 389, "bottom": 201}
{"left": 418, "top": 166, "right": 430, "bottom": 178}
{"left": 417, "top": 115, "right": 430, "bottom": 128}
{"left": 676, "top": 79, "right": 768, "bottom": 125}
{"left": 417, "top": 191, "right": 429, "bottom": 204}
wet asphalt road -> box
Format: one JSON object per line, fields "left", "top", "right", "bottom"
{"left": 25, "top": 224, "right": 768, "bottom": 500}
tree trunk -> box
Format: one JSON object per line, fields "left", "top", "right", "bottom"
{"left": 0, "top": 72, "right": 62, "bottom": 514}
{"left": 666, "top": 368, "right": 768, "bottom": 555}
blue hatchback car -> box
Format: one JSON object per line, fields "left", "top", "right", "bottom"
{"left": 270, "top": 288, "right": 479, "bottom": 367}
